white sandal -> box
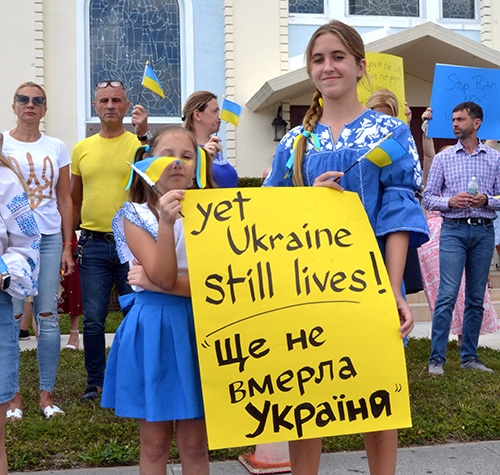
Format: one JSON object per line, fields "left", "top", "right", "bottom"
{"left": 64, "top": 329, "right": 80, "bottom": 350}
{"left": 41, "top": 405, "right": 65, "bottom": 418}
{"left": 6, "top": 408, "right": 23, "bottom": 421}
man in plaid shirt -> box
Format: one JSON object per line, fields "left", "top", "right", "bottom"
{"left": 423, "top": 101, "right": 500, "bottom": 375}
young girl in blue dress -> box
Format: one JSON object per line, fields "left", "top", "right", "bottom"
{"left": 101, "top": 126, "right": 210, "bottom": 475}
{"left": 264, "top": 20, "right": 429, "bottom": 475}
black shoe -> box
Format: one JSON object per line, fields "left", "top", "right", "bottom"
{"left": 80, "top": 386, "right": 101, "bottom": 402}
{"left": 19, "top": 329, "right": 30, "bottom": 340}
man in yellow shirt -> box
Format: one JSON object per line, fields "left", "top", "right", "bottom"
{"left": 71, "top": 80, "right": 150, "bottom": 402}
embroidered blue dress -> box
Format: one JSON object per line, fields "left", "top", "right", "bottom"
{"left": 101, "top": 202, "right": 204, "bottom": 422}
{"left": 264, "top": 109, "right": 429, "bottom": 249}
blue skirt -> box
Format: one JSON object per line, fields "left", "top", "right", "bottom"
{"left": 101, "top": 291, "right": 205, "bottom": 422}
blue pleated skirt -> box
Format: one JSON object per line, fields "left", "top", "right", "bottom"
{"left": 101, "top": 291, "right": 204, "bottom": 422}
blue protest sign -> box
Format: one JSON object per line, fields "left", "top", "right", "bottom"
{"left": 428, "top": 64, "right": 500, "bottom": 140}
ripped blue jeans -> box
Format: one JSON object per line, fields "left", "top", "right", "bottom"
{"left": 14, "top": 232, "right": 62, "bottom": 392}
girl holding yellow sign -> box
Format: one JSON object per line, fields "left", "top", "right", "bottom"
{"left": 102, "top": 126, "right": 212, "bottom": 475}
{"left": 264, "top": 20, "right": 429, "bottom": 475}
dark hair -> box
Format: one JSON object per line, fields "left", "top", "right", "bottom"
{"left": 453, "top": 102, "right": 483, "bottom": 121}
{"left": 129, "top": 126, "right": 216, "bottom": 219}
{"left": 182, "top": 91, "right": 218, "bottom": 131}
{"left": 292, "top": 20, "right": 366, "bottom": 186}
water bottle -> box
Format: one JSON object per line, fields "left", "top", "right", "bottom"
{"left": 468, "top": 176, "right": 479, "bottom": 195}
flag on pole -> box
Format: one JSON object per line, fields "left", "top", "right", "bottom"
{"left": 122, "top": 155, "right": 192, "bottom": 190}
{"left": 339, "top": 132, "right": 407, "bottom": 179}
{"left": 141, "top": 61, "right": 165, "bottom": 98}
{"left": 364, "top": 134, "right": 407, "bottom": 167}
{"left": 220, "top": 97, "right": 242, "bottom": 127}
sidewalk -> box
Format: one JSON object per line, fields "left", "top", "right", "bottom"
{"left": 18, "top": 321, "right": 500, "bottom": 352}
{"left": 10, "top": 440, "right": 500, "bottom": 474}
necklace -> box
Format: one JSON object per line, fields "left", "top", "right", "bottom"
{"left": 323, "top": 104, "right": 367, "bottom": 133}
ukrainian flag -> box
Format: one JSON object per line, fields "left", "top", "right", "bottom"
{"left": 365, "top": 134, "right": 407, "bottom": 167}
{"left": 220, "top": 97, "right": 242, "bottom": 127}
{"left": 123, "top": 156, "right": 191, "bottom": 190}
{"left": 141, "top": 61, "right": 165, "bottom": 98}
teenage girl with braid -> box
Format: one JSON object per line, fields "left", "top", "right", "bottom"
{"left": 264, "top": 20, "right": 429, "bottom": 475}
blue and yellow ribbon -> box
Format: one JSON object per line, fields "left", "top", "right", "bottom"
{"left": 284, "top": 131, "right": 321, "bottom": 179}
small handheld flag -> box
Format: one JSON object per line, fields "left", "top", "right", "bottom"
{"left": 220, "top": 97, "right": 242, "bottom": 127}
{"left": 122, "top": 156, "right": 192, "bottom": 190}
{"left": 140, "top": 61, "right": 165, "bottom": 99}
{"left": 127, "top": 162, "right": 163, "bottom": 196}
{"left": 340, "top": 132, "right": 406, "bottom": 177}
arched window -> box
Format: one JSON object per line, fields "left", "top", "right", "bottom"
{"left": 89, "top": 0, "right": 182, "bottom": 118}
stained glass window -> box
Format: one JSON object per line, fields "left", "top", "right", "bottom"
{"left": 289, "top": 0, "right": 324, "bottom": 14}
{"left": 348, "top": 0, "right": 419, "bottom": 17}
{"left": 89, "top": 0, "right": 181, "bottom": 118}
{"left": 442, "top": 0, "right": 475, "bottom": 19}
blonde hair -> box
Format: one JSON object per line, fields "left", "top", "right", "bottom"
{"left": 13, "top": 81, "right": 47, "bottom": 105}
{"left": 366, "top": 89, "right": 399, "bottom": 118}
{"left": 292, "top": 21, "right": 366, "bottom": 186}
{"left": 182, "top": 91, "right": 217, "bottom": 132}
{"left": 0, "top": 152, "right": 30, "bottom": 195}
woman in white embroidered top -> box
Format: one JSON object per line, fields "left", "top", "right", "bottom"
{"left": 2, "top": 81, "right": 74, "bottom": 420}
{"left": 0, "top": 153, "right": 40, "bottom": 475}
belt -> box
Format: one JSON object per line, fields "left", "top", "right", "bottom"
{"left": 80, "top": 229, "right": 115, "bottom": 242}
{"left": 443, "top": 217, "right": 493, "bottom": 225}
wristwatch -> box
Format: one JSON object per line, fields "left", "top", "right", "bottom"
{"left": 137, "top": 130, "right": 152, "bottom": 142}
{"left": 0, "top": 270, "right": 11, "bottom": 291}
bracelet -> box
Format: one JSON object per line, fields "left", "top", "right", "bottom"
{"left": 62, "top": 242, "right": 73, "bottom": 246}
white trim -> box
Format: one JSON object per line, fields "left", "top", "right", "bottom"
{"left": 180, "top": 0, "right": 195, "bottom": 103}
{"left": 288, "top": 0, "right": 480, "bottom": 30}
{"left": 76, "top": 0, "right": 86, "bottom": 141}
{"left": 77, "top": 0, "right": 194, "bottom": 140}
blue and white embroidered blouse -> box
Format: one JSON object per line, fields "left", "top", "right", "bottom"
{"left": 264, "top": 109, "right": 429, "bottom": 248}
{"left": 112, "top": 201, "right": 188, "bottom": 292}
{"left": 0, "top": 167, "right": 40, "bottom": 299}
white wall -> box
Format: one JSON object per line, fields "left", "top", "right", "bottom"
{"left": 232, "top": 0, "right": 285, "bottom": 177}
{"left": 0, "top": 1, "right": 78, "bottom": 151}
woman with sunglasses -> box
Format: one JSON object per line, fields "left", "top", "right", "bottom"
{"left": 182, "top": 91, "right": 238, "bottom": 188}
{"left": 2, "top": 81, "right": 74, "bottom": 420}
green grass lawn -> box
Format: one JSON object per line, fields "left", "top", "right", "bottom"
{"left": 7, "top": 328, "right": 500, "bottom": 471}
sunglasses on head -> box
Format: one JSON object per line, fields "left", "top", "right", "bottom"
{"left": 95, "top": 80, "right": 125, "bottom": 90}
{"left": 15, "top": 95, "right": 46, "bottom": 107}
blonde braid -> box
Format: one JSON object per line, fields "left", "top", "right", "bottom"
{"left": 0, "top": 150, "right": 31, "bottom": 196}
{"left": 292, "top": 90, "right": 323, "bottom": 186}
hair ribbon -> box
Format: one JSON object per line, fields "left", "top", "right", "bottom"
{"left": 284, "top": 131, "right": 321, "bottom": 179}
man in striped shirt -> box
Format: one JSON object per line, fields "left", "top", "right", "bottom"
{"left": 423, "top": 101, "right": 500, "bottom": 375}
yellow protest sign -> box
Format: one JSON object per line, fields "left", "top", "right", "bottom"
{"left": 358, "top": 52, "right": 407, "bottom": 123}
{"left": 182, "top": 187, "right": 411, "bottom": 450}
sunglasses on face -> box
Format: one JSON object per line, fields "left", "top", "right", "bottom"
{"left": 95, "top": 80, "right": 125, "bottom": 90}
{"left": 15, "top": 95, "right": 46, "bottom": 107}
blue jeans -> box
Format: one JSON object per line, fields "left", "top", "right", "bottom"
{"left": 430, "top": 220, "right": 495, "bottom": 364}
{"left": 0, "top": 292, "right": 19, "bottom": 404}
{"left": 78, "top": 231, "right": 132, "bottom": 387}
{"left": 13, "top": 233, "right": 62, "bottom": 392}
